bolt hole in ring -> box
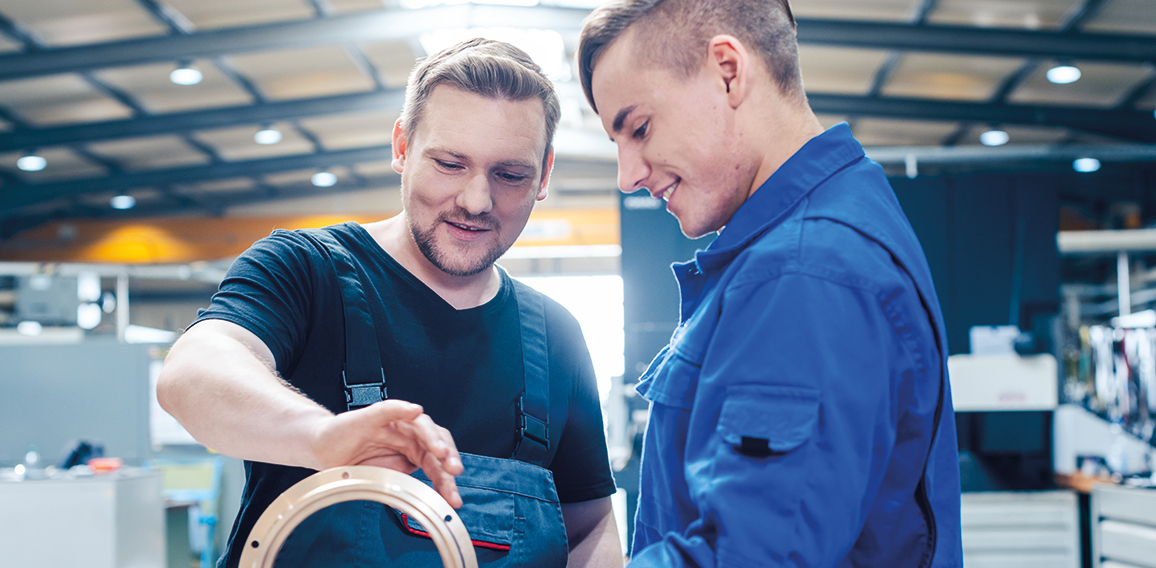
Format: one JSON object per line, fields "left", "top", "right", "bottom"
{"left": 238, "top": 466, "right": 478, "bottom": 568}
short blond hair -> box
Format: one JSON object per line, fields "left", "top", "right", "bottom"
{"left": 578, "top": 0, "right": 803, "bottom": 114}
{"left": 401, "top": 38, "right": 560, "bottom": 169}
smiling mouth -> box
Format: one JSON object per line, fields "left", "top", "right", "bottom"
{"left": 653, "top": 179, "right": 679, "bottom": 202}
{"left": 447, "top": 221, "right": 488, "bottom": 232}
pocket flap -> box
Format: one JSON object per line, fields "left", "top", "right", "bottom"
{"left": 717, "top": 385, "right": 819, "bottom": 453}
{"left": 392, "top": 481, "right": 513, "bottom": 549}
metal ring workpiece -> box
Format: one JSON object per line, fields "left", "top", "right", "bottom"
{"left": 238, "top": 466, "right": 478, "bottom": 568}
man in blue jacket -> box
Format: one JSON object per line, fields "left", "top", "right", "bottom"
{"left": 578, "top": 0, "right": 962, "bottom": 565}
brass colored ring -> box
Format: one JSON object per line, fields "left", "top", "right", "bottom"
{"left": 238, "top": 466, "right": 478, "bottom": 568}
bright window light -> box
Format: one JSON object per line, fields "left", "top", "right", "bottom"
{"left": 170, "top": 66, "right": 203, "bottom": 86}
{"left": 110, "top": 195, "right": 136, "bottom": 210}
{"left": 312, "top": 171, "right": 338, "bottom": 187}
{"left": 980, "top": 130, "right": 1009, "bottom": 147}
{"left": 77, "top": 272, "right": 101, "bottom": 302}
{"left": 421, "top": 27, "right": 570, "bottom": 81}
{"left": 17, "top": 321, "right": 42, "bottom": 336}
{"left": 519, "top": 275, "right": 624, "bottom": 402}
{"left": 1047, "top": 65, "right": 1081, "bottom": 84}
{"left": 1073, "top": 157, "right": 1101, "bottom": 173}
{"left": 77, "top": 303, "right": 102, "bottom": 330}
{"left": 255, "top": 128, "right": 283, "bottom": 145}
{"left": 16, "top": 154, "right": 46, "bottom": 171}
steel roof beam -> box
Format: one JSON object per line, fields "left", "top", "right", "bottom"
{"left": 0, "top": 147, "right": 614, "bottom": 213}
{"left": 1, "top": 8, "right": 1156, "bottom": 82}
{"left": 808, "top": 93, "right": 1156, "bottom": 143}
{"left": 2, "top": 88, "right": 1150, "bottom": 151}
{"left": 0, "top": 90, "right": 404, "bottom": 151}
{"left": 0, "top": 5, "right": 588, "bottom": 81}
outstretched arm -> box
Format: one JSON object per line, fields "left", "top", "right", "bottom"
{"left": 157, "top": 318, "right": 464, "bottom": 507}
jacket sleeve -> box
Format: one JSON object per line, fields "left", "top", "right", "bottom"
{"left": 629, "top": 271, "right": 914, "bottom": 567}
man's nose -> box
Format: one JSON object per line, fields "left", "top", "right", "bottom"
{"left": 616, "top": 145, "right": 650, "bottom": 194}
{"left": 456, "top": 173, "right": 494, "bottom": 215}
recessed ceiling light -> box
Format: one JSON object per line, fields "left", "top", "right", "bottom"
{"left": 312, "top": 172, "right": 337, "bottom": 187}
{"left": 255, "top": 128, "right": 283, "bottom": 145}
{"left": 110, "top": 195, "right": 137, "bottom": 209}
{"left": 980, "top": 130, "right": 1009, "bottom": 147}
{"left": 1073, "top": 158, "right": 1101, "bottom": 173}
{"left": 170, "top": 65, "right": 203, "bottom": 86}
{"left": 16, "top": 154, "right": 46, "bottom": 171}
{"left": 1046, "top": 65, "right": 1081, "bottom": 84}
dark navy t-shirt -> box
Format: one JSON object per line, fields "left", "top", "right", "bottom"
{"left": 193, "top": 222, "right": 615, "bottom": 566}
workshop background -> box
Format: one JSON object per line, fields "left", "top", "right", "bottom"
{"left": 1, "top": 0, "right": 1155, "bottom": 566}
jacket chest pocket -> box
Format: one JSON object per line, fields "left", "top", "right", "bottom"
{"left": 636, "top": 343, "right": 701, "bottom": 410}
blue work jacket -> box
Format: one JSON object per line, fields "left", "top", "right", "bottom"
{"left": 630, "top": 123, "right": 963, "bottom": 567}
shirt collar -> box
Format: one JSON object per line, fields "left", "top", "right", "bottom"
{"left": 694, "top": 122, "right": 865, "bottom": 270}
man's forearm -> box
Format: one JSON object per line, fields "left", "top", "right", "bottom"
{"left": 157, "top": 320, "right": 333, "bottom": 469}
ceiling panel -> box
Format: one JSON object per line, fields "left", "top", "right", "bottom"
{"left": 298, "top": 111, "right": 397, "bottom": 150}
{"left": 329, "top": 0, "right": 389, "bottom": 14}
{"left": 882, "top": 53, "right": 1023, "bottom": 101}
{"left": 1081, "top": 0, "right": 1156, "bottom": 34}
{"left": 0, "top": 34, "right": 22, "bottom": 52}
{"left": 355, "top": 160, "right": 401, "bottom": 177}
{"left": 359, "top": 40, "right": 424, "bottom": 88}
{"left": 1136, "top": 86, "right": 1156, "bottom": 111}
{"left": 0, "top": 118, "right": 11, "bottom": 132}
{"left": 0, "top": 74, "right": 135, "bottom": 126}
{"left": 85, "top": 135, "right": 211, "bottom": 171}
{"left": 226, "top": 185, "right": 403, "bottom": 217}
{"left": 815, "top": 114, "right": 851, "bottom": 130}
{"left": 850, "top": 118, "right": 960, "bottom": 146}
{"left": 798, "top": 46, "right": 890, "bottom": 95}
{"left": 93, "top": 59, "right": 255, "bottom": 114}
{"left": 1008, "top": 61, "right": 1155, "bottom": 107}
{"left": 262, "top": 168, "right": 329, "bottom": 186}
{"left": 226, "top": 46, "right": 377, "bottom": 100}
{"left": 956, "top": 124, "right": 1070, "bottom": 146}
{"left": 0, "top": 147, "right": 108, "bottom": 182}
{"left": 162, "top": 0, "right": 315, "bottom": 30}
{"left": 173, "top": 177, "right": 256, "bottom": 196}
{"left": 77, "top": 187, "right": 165, "bottom": 209}
{"left": 927, "top": 0, "right": 1083, "bottom": 30}
{"left": 0, "top": 0, "right": 167, "bottom": 46}
{"left": 192, "top": 122, "right": 315, "bottom": 161}
{"left": 790, "top": 0, "right": 919, "bottom": 22}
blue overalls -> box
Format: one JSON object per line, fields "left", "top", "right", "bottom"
{"left": 274, "top": 230, "right": 569, "bottom": 567}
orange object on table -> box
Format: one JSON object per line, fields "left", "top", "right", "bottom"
{"left": 88, "top": 457, "right": 123, "bottom": 473}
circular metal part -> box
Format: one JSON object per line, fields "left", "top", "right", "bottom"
{"left": 238, "top": 466, "right": 477, "bottom": 568}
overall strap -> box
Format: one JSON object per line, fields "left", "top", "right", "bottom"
{"left": 511, "top": 279, "right": 550, "bottom": 467}
{"left": 306, "top": 228, "right": 387, "bottom": 412}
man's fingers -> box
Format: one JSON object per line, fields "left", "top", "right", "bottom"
{"left": 422, "top": 451, "right": 464, "bottom": 509}
{"left": 367, "top": 399, "right": 424, "bottom": 423}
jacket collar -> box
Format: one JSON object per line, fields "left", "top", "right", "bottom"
{"left": 692, "top": 123, "right": 865, "bottom": 272}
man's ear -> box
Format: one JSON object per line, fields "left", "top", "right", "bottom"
{"left": 707, "top": 34, "right": 749, "bottom": 109}
{"left": 536, "top": 149, "right": 555, "bottom": 201}
{"left": 391, "top": 119, "right": 409, "bottom": 174}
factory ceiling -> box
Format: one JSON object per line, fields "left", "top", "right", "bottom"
{"left": 0, "top": 0, "right": 1154, "bottom": 238}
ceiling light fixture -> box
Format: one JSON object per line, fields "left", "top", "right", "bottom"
{"left": 312, "top": 171, "right": 338, "bottom": 187}
{"left": 1046, "top": 65, "right": 1081, "bottom": 85}
{"left": 255, "top": 128, "right": 283, "bottom": 145}
{"left": 980, "top": 130, "right": 1009, "bottom": 147}
{"left": 1073, "top": 158, "right": 1101, "bottom": 173}
{"left": 16, "top": 153, "right": 47, "bottom": 171}
{"left": 170, "top": 64, "right": 203, "bottom": 86}
{"left": 110, "top": 195, "right": 137, "bottom": 210}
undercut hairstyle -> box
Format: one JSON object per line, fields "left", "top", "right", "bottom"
{"left": 578, "top": 0, "right": 803, "bottom": 114}
{"left": 400, "top": 38, "right": 561, "bottom": 169}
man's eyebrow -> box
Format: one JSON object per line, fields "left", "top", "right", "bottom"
{"left": 423, "top": 147, "right": 467, "bottom": 161}
{"left": 612, "top": 105, "right": 638, "bottom": 134}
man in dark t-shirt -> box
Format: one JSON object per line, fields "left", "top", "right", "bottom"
{"left": 157, "top": 39, "right": 621, "bottom": 568}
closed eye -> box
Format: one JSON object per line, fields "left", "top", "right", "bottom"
{"left": 435, "top": 159, "right": 464, "bottom": 171}
{"left": 497, "top": 172, "right": 530, "bottom": 184}
{"left": 633, "top": 121, "right": 649, "bottom": 139}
